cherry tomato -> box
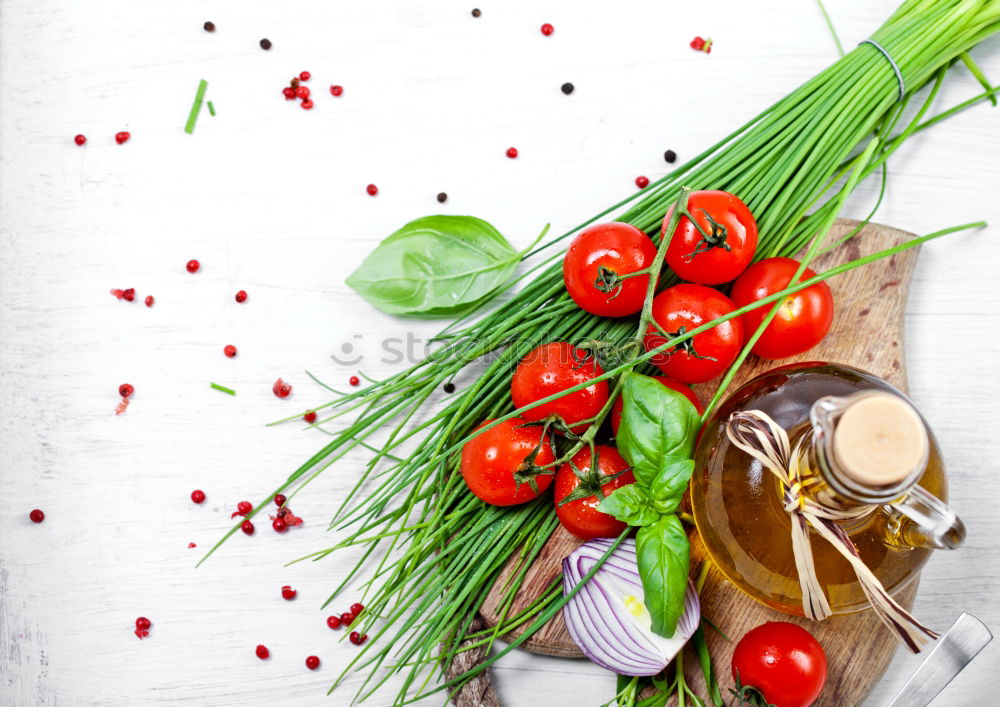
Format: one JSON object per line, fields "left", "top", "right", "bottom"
{"left": 643, "top": 284, "right": 743, "bottom": 383}
{"left": 664, "top": 190, "right": 758, "bottom": 284}
{"left": 610, "top": 376, "right": 704, "bottom": 435}
{"left": 511, "top": 342, "right": 609, "bottom": 434}
{"left": 731, "top": 622, "right": 828, "bottom": 707}
{"left": 730, "top": 257, "right": 834, "bottom": 360}
{"left": 563, "top": 222, "right": 657, "bottom": 317}
{"left": 460, "top": 418, "right": 556, "bottom": 506}
{"left": 554, "top": 445, "right": 635, "bottom": 539}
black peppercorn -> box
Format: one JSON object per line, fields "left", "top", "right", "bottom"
{"left": 471, "top": 8, "right": 481, "bottom": 17}
{"left": 443, "top": 382, "right": 456, "bottom": 394}
{"left": 664, "top": 149, "right": 677, "bottom": 164}
{"left": 204, "top": 21, "right": 216, "bottom": 32}
{"left": 260, "top": 38, "right": 272, "bottom": 50}
{"left": 561, "top": 82, "right": 575, "bottom": 95}
{"left": 437, "top": 192, "right": 448, "bottom": 204}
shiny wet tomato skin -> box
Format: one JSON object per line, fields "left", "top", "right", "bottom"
{"left": 563, "top": 222, "right": 658, "bottom": 317}
{"left": 554, "top": 445, "right": 635, "bottom": 539}
{"left": 664, "top": 190, "right": 758, "bottom": 285}
{"left": 511, "top": 342, "right": 608, "bottom": 434}
{"left": 730, "top": 257, "right": 834, "bottom": 360}
{"left": 610, "top": 375, "right": 704, "bottom": 435}
{"left": 460, "top": 418, "right": 556, "bottom": 506}
{"left": 731, "top": 621, "right": 827, "bottom": 707}
{"left": 643, "top": 284, "right": 743, "bottom": 383}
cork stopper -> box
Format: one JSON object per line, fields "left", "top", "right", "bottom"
{"left": 832, "top": 392, "right": 928, "bottom": 487}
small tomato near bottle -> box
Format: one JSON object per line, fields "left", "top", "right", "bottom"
{"left": 664, "top": 190, "right": 758, "bottom": 285}
{"left": 554, "top": 445, "right": 635, "bottom": 539}
{"left": 730, "top": 257, "right": 834, "bottom": 359}
{"left": 731, "top": 621, "right": 828, "bottom": 707}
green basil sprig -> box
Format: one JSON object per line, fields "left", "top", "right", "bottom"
{"left": 597, "top": 485, "right": 660, "bottom": 527}
{"left": 345, "top": 215, "right": 544, "bottom": 318}
{"left": 614, "top": 372, "right": 700, "bottom": 480}
{"left": 598, "top": 372, "right": 699, "bottom": 638}
{"left": 636, "top": 515, "right": 691, "bottom": 638}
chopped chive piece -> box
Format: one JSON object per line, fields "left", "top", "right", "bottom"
{"left": 207, "top": 100, "right": 216, "bottom": 116}
{"left": 184, "top": 79, "right": 209, "bottom": 134}
{"left": 211, "top": 382, "right": 236, "bottom": 395}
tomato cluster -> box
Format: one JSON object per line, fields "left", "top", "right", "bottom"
{"left": 563, "top": 190, "right": 834, "bottom": 380}
{"left": 459, "top": 189, "right": 835, "bottom": 542}
{"left": 460, "top": 340, "right": 645, "bottom": 539}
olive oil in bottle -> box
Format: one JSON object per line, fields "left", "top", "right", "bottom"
{"left": 691, "top": 362, "right": 964, "bottom": 616}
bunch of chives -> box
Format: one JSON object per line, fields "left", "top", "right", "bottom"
{"left": 200, "top": 1, "right": 999, "bottom": 703}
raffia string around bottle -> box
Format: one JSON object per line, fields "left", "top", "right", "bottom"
{"left": 726, "top": 410, "right": 937, "bottom": 652}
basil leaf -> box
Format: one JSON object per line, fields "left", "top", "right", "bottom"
{"left": 598, "top": 485, "right": 660, "bottom": 527}
{"left": 345, "top": 215, "right": 521, "bottom": 317}
{"left": 649, "top": 459, "right": 695, "bottom": 514}
{"left": 616, "top": 373, "right": 700, "bottom": 487}
{"left": 636, "top": 514, "right": 690, "bottom": 638}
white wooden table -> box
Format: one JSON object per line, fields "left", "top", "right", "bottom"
{"left": 2, "top": 1, "right": 997, "bottom": 705}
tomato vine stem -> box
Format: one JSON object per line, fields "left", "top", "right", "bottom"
{"left": 527, "top": 188, "right": 694, "bottom": 473}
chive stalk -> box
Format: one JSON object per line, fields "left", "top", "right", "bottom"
{"left": 184, "top": 79, "right": 208, "bottom": 134}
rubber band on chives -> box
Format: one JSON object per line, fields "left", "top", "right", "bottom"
{"left": 859, "top": 39, "right": 905, "bottom": 102}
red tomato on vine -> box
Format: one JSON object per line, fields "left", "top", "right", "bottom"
{"left": 511, "top": 342, "right": 608, "bottom": 434}
{"left": 563, "top": 222, "right": 658, "bottom": 317}
{"left": 554, "top": 445, "right": 635, "bottom": 539}
{"left": 664, "top": 190, "right": 758, "bottom": 285}
{"left": 644, "top": 284, "right": 743, "bottom": 383}
{"left": 460, "top": 418, "right": 556, "bottom": 506}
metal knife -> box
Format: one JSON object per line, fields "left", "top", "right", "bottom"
{"left": 887, "top": 612, "right": 993, "bottom": 707}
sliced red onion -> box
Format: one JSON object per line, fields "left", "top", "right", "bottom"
{"left": 561, "top": 538, "right": 699, "bottom": 676}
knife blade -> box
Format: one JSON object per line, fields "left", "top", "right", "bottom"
{"left": 886, "top": 612, "right": 992, "bottom": 707}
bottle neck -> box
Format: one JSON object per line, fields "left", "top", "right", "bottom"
{"left": 796, "top": 391, "right": 930, "bottom": 511}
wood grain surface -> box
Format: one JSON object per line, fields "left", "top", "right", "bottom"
{"left": 445, "top": 617, "right": 502, "bottom": 707}
{"left": 476, "top": 220, "right": 922, "bottom": 706}
{"left": 2, "top": 1, "right": 998, "bottom": 706}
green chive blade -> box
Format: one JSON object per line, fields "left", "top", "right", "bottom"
{"left": 184, "top": 79, "right": 208, "bottom": 134}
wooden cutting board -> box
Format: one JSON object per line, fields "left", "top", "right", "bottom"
{"left": 454, "top": 219, "right": 925, "bottom": 707}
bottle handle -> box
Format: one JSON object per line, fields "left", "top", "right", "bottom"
{"left": 887, "top": 485, "right": 966, "bottom": 550}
